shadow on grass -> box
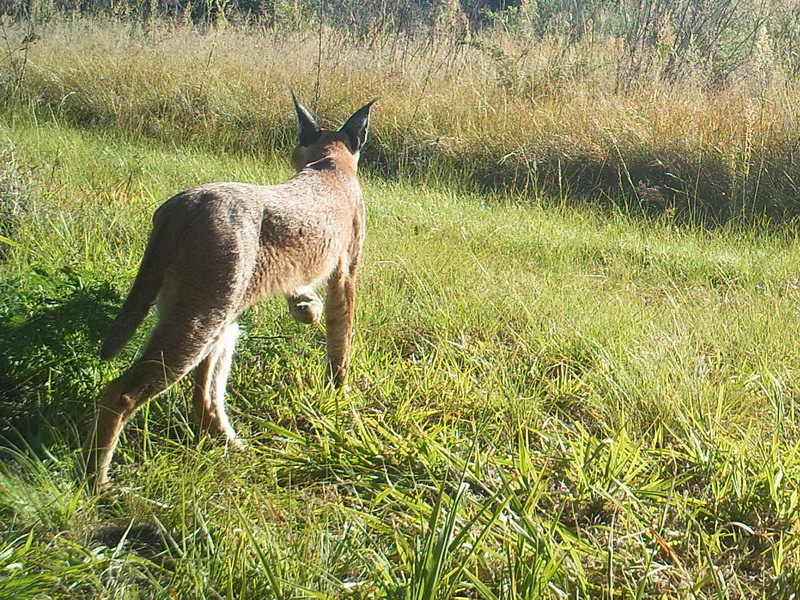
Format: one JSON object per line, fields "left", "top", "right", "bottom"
{"left": 92, "top": 521, "right": 180, "bottom": 566}
{"left": 0, "top": 266, "right": 121, "bottom": 449}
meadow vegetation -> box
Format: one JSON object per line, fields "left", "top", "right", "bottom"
{"left": 2, "top": 2, "right": 800, "bottom": 223}
{"left": 1, "top": 6, "right": 800, "bottom": 599}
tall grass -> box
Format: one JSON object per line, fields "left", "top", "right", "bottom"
{"left": 2, "top": 16, "right": 800, "bottom": 221}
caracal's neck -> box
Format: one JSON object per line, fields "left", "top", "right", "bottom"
{"left": 291, "top": 140, "right": 359, "bottom": 181}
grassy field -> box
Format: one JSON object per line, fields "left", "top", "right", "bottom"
{"left": 3, "top": 18, "right": 800, "bottom": 221}
{"left": 2, "top": 17, "right": 800, "bottom": 600}
{"left": 3, "top": 111, "right": 800, "bottom": 598}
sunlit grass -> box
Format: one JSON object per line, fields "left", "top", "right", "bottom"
{"left": 2, "top": 111, "right": 800, "bottom": 598}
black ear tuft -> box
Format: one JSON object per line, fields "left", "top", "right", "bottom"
{"left": 339, "top": 99, "right": 377, "bottom": 153}
{"left": 291, "top": 89, "right": 321, "bottom": 146}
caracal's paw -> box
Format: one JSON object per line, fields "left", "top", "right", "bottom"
{"left": 228, "top": 436, "right": 248, "bottom": 451}
{"left": 287, "top": 290, "right": 323, "bottom": 325}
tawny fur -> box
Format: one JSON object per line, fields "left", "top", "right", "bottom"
{"left": 83, "top": 96, "right": 374, "bottom": 486}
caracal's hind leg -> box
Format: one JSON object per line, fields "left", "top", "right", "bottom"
{"left": 286, "top": 285, "right": 323, "bottom": 325}
{"left": 192, "top": 322, "right": 244, "bottom": 449}
{"left": 84, "top": 309, "right": 231, "bottom": 487}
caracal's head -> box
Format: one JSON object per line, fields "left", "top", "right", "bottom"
{"left": 290, "top": 92, "right": 376, "bottom": 173}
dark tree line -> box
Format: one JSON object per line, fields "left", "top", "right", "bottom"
{"left": 1, "top": 0, "right": 527, "bottom": 27}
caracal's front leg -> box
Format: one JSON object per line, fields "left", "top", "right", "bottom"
{"left": 286, "top": 286, "right": 324, "bottom": 325}
{"left": 324, "top": 269, "right": 357, "bottom": 387}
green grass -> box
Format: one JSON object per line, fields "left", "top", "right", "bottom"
{"left": 2, "top": 112, "right": 800, "bottom": 599}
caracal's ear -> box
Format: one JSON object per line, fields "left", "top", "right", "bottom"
{"left": 291, "top": 90, "right": 321, "bottom": 147}
{"left": 339, "top": 99, "right": 377, "bottom": 154}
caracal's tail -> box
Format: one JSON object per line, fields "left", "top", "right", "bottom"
{"left": 100, "top": 221, "right": 169, "bottom": 360}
